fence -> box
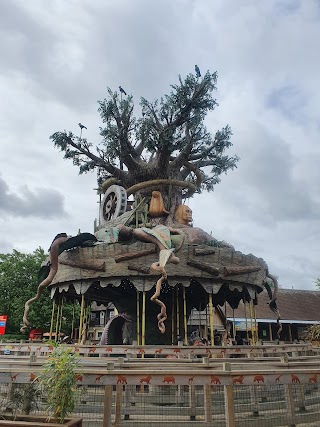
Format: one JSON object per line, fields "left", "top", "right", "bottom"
{"left": 0, "top": 343, "right": 320, "bottom": 426}
{"left": 0, "top": 342, "right": 313, "bottom": 358}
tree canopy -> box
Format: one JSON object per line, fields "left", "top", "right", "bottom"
{"left": 0, "top": 249, "right": 77, "bottom": 335}
{"left": 51, "top": 70, "right": 239, "bottom": 211}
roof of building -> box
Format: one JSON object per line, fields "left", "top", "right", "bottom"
{"left": 226, "top": 288, "right": 320, "bottom": 323}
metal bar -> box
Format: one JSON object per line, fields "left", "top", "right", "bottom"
{"left": 49, "top": 299, "right": 55, "bottom": 340}
{"left": 244, "top": 300, "right": 249, "bottom": 342}
{"left": 71, "top": 301, "right": 75, "bottom": 340}
{"left": 142, "top": 291, "right": 146, "bottom": 347}
{"left": 58, "top": 296, "right": 64, "bottom": 339}
{"left": 171, "top": 288, "right": 175, "bottom": 345}
{"left": 78, "top": 294, "right": 85, "bottom": 345}
{"left": 209, "top": 292, "right": 214, "bottom": 347}
{"left": 183, "top": 286, "right": 188, "bottom": 345}
{"left": 253, "top": 303, "right": 258, "bottom": 343}
{"left": 176, "top": 286, "right": 180, "bottom": 340}
{"left": 189, "top": 385, "right": 196, "bottom": 421}
{"left": 204, "top": 384, "right": 212, "bottom": 421}
{"left": 232, "top": 308, "right": 236, "bottom": 339}
{"left": 269, "top": 322, "right": 273, "bottom": 341}
{"left": 249, "top": 301, "right": 255, "bottom": 345}
{"left": 54, "top": 296, "right": 61, "bottom": 342}
{"left": 136, "top": 291, "right": 140, "bottom": 346}
{"left": 199, "top": 303, "right": 201, "bottom": 339}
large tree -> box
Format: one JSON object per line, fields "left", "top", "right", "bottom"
{"left": 0, "top": 249, "right": 48, "bottom": 334}
{"left": 51, "top": 70, "right": 239, "bottom": 218}
{"left": 0, "top": 249, "right": 77, "bottom": 335}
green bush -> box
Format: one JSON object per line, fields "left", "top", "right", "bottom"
{"left": 0, "top": 333, "right": 25, "bottom": 342}
{"left": 38, "top": 345, "right": 80, "bottom": 423}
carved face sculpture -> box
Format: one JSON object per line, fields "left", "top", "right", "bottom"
{"left": 175, "top": 205, "right": 193, "bottom": 225}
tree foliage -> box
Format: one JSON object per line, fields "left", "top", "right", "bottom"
{"left": 0, "top": 249, "right": 77, "bottom": 335}
{"left": 315, "top": 278, "right": 320, "bottom": 290}
{"left": 51, "top": 70, "right": 239, "bottom": 206}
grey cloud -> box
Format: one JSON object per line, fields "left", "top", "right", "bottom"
{"left": 275, "top": 0, "right": 301, "bottom": 16}
{"left": 0, "top": 0, "right": 196, "bottom": 112}
{"left": 0, "top": 176, "right": 68, "bottom": 219}
{"left": 265, "top": 85, "right": 309, "bottom": 124}
{"left": 269, "top": 254, "right": 319, "bottom": 291}
{"left": 0, "top": 1, "right": 55, "bottom": 75}
{"left": 1, "top": 0, "right": 320, "bottom": 294}
{"left": 0, "top": 238, "right": 13, "bottom": 254}
{"left": 222, "top": 123, "right": 320, "bottom": 224}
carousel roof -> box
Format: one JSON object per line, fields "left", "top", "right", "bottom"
{"left": 49, "top": 240, "right": 269, "bottom": 309}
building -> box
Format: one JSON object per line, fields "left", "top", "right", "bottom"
{"left": 226, "top": 288, "right": 320, "bottom": 342}
{"left": 88, "top": 302, "right": 115, "bottom": 342}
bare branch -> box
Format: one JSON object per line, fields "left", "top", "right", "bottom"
{"left": 58, "top": 133, "right": 127, "bottom": 181}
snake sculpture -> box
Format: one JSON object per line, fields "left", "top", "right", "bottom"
{"left": 150, "top": 268, "right": 168, "bottom": 334}
{"left": 149, "top": 230, "right": 185, "bottom": 334}
{"left": 99, "top": 313, "right": 132, "bottom": 345}
{"left": 21, "top": 232, "right": 97, "bottom": 333}
{"left": 265, "top": 271, "right": 282, "bottom": 338}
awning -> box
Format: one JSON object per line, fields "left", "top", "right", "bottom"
{"left": 227, "top": 318, "right": 319, "bottom": 325}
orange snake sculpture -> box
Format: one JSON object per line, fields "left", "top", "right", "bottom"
{"left": 20, "top": 234, "right": 70, "bottom": 333}
{"left": 20, "top": 232, "right": 97, "bottom": 333}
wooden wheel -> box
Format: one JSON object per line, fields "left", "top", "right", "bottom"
{"left": 99, "top": 185, "right": 127, "bottom": 224}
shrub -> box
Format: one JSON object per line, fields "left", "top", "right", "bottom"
{"left": 38, "top": 345, "right": 80, "bottom": 423}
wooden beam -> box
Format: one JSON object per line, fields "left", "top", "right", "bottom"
{"left": 103, "top": 385, "right": 112, "bottom": 427}
{"left": 128, "top": 263, "right": 150, "bottom": 274}
{"left": 194, "top": 246, "right": 216, "bottom": 256}
{"left": 59, "top": 259, "right": 106, "bottom": 271}
{"left": 115, "top": 247, "right": 156, "bottom": 263}
{"left": 187, "top": 259, "right": 220, "bottom": 275}
{"left": 223, "top": 265, "right": 261, "bottom": 276}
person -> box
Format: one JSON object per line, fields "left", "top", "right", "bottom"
{"left": 226, "top": 333, "right": 233, "bottom": 346}
{"left": 235, "top": 334, "right": 244, "bottom": 345}
{"left": 214, "top": 334, "right": 222, "bottom": 346}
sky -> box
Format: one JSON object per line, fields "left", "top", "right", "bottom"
{"left": 0, "top": 0, "right": 319, "bottom": 291}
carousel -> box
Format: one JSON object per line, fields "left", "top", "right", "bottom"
{"left": 21, "top": 182, "right": 280, "bottom": 347}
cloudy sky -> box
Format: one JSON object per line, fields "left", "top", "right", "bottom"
{"left": 1, "top": 0, "right": 319, "bottom": 290}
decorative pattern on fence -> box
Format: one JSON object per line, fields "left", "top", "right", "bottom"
{"left": 0, "top": 343, "right": 319, "bottom": 426}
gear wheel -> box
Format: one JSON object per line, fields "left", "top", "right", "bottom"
{"left": 99, "top": 185, "right": 127, "bottom": 224}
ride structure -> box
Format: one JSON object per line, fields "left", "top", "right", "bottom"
{"left": 21, "top": 182, "right": 280, "bottom": 346}
{"left": 20, "top": 70, "right": 281, "bottom": 346}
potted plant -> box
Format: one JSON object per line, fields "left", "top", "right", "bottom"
{"left": 0, "top": 345, "right": 82, "bottom": 426}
